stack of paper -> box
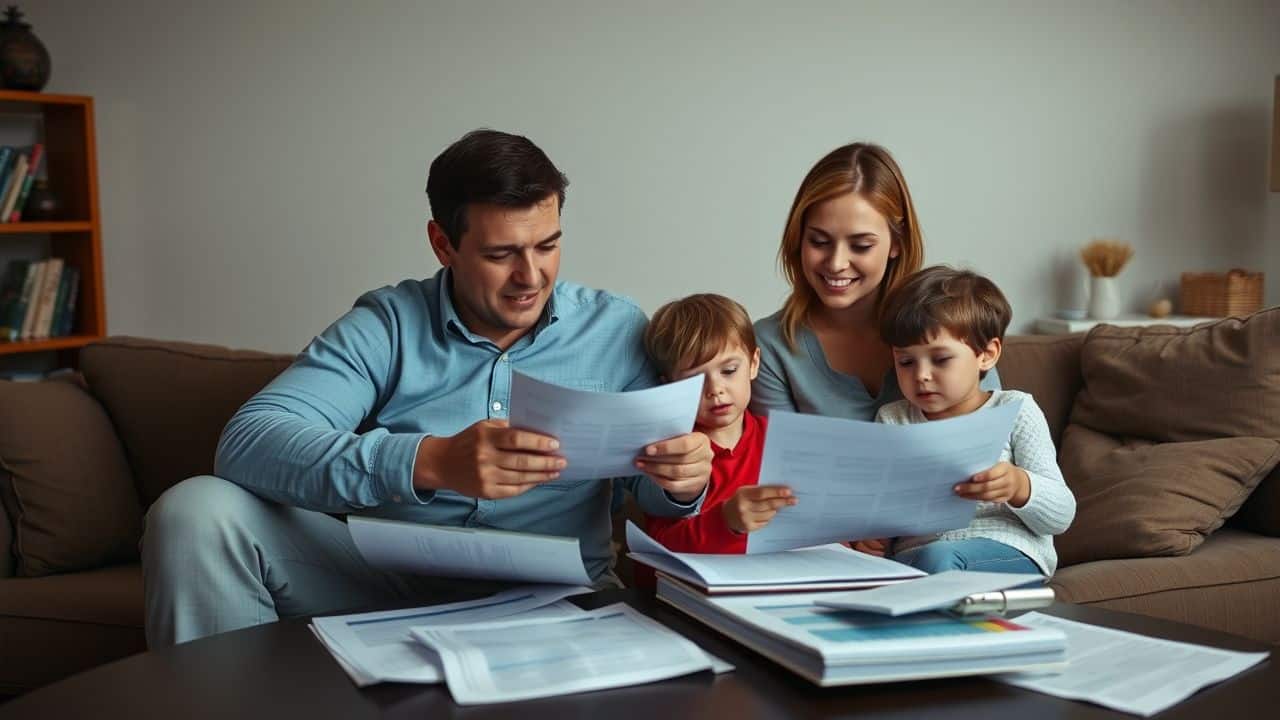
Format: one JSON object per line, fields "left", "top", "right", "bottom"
{"left": 626, "top": 520, "right": 925, "bottom": 593}
{"left": 656, "top": 575, "right": 1067, "bottom": 686}
{"left": 412, "top": 603, "right": 726, "bottom": 705}
{"left": 309, "top": 586, "right": 589, "bottom": 687}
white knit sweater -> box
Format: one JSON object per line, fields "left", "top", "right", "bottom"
{"left": 875, "top": 389, "right": 1076, "bottom": 574}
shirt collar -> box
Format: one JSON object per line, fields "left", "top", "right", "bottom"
{"left": 436, "top": 267, "right": 563, "bottom": 348}
{"left": 710, "top": 410, "right": 761, "bottom": 458}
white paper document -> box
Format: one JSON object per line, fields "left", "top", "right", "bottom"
{"left": 998, "top": 613, "right": 1269, "bottom": 716}
{"left": 509, "top": 371, "right": 701, "bottom": 481}
{"left": 815, "top": 570, "right": 1047, "bottom": 616}
{"left": 627, "top": 520, "right": 923, "bottom": 592}
{"left": 310, "top": 587, "right": 589, "bottom": 687}
{"left": 348, "top": 516, "right": 592, "bottom": 585}
{"left": 747, "top": 402, "right": 1021, "bottom": 553}
{"left": 412, "top": 603, "right": 715, "bottom": 704}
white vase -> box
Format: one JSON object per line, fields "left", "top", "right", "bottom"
{"left": 1088, "top": 276, "right": 1121, "bottom": 321}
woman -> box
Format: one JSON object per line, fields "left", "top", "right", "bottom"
{"left": 750, "top": 142, "right": 998, "bottom": 420}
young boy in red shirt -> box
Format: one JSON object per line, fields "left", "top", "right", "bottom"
{"left": 641, "top": 294, "right": 796, "bottom": 554}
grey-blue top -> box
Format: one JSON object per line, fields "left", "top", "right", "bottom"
{"left": 749, "top": 309, "right": 1000, "bottom": 421}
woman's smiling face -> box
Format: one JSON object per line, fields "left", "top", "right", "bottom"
{"left": 800, "top": 191, "right": 899, "bottom": 314}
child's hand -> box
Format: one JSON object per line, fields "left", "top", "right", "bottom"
{"left": 851, "top": 538, "right": 889, "bottom": 556}
{"left": 955, "top": 462, "right": 1031, "bottom": 507}
{"left": 722, "top": 485, "right": 796, "bottom": 534}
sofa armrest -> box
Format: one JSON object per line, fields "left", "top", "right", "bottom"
{"left": 0, "top": 480, "right": 13, "bottom": 578}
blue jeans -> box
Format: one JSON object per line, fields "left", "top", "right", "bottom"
{"left": 893, "top": 538, "right": 1040, "bottom": 575}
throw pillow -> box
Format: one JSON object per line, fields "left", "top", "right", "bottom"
{"left": 1069, "top": 307, "right": 1280, "bottom": 443}
{"left": 0, "top": 378, "right": 143, "bottom": 577}
{"left": 1055, "top": 424, "right": 1280, "bottom": 567}
{"left": 80, "top": 337, "right": 293, "bottom": 506}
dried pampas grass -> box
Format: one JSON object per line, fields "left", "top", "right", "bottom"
{"left": 1080, "top": 238, "right": 1134, "bottom": 278}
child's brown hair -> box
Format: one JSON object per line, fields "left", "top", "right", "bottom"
{"left": 879, "top": 266, "right": 1012, "bottom": 373}
{"left": 644, "top": 294, "right": 757, "bottom": 379}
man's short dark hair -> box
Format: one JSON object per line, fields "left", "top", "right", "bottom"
{"left": 426, "top": 129, "right": 569, "bottom": 248}
{"left": 879, "top": 265, "right": 1012, "bottom": 377}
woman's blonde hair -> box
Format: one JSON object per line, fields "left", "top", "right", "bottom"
{"left": 777, "top": 142, "right": 925, "bottom": 350}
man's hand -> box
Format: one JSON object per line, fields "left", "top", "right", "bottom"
{"left": 413, "top": 419, "right": 565, "bottom": 500}
{"left": 955, "top": 462, "right": 1031, "bottom": 507}
{"left": 850, "top": 538, "right": 889, "bottom": 556}
{"left": 721, "top": 485, "right": 796, "bottom": 534}
{"left": 635, "top": 432, "right": 713, "bottom": 502}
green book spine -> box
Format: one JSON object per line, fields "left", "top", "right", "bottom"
{"left": 48, "top": 264, "right": 72, "bottom": 337}
{"left": 57, "top": 266, "right": 80, "bottom": 336}
{"left": 0, "top": 259, "right": 29, "bottom": 340}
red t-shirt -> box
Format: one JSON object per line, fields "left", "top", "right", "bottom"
{"left": 643, "top": 411, "right": 767, "bottom": 556}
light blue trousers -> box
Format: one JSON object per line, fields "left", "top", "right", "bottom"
{"left": 141, "top": 475, "right": 614, "bottom": 648}
{"left": 892, "top": 538, "right": 1040, "bottom": 575}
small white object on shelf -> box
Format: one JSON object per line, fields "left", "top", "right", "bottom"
{"left": 1034, "top": 314, "right": 1214, "bottom": 335}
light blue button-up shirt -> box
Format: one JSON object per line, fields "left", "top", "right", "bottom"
{"left": 215, "top": 268, "right": 697, "bottom": 580}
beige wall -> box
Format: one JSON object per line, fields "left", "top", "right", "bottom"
{"left": 23, "top": 0, "right": 1280, "bottom": 352}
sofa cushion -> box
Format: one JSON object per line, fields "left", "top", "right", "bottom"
{"left": 1050, "top": 529, "right": 1280, "bottom": 643}
{"left": 0, "top": 563, "right": 145, "bottom": 695}
{"left": 80, "top": 337, "right": 294, "bottom": 507}
{"left": 0, "top": 562, "right": 143, "bottom": 627}
{"left": 0, "top": 379, "right": 143, "bottom": 577}
{"left": 997, "top": 335, "right": 1083, "bottom": 448}
{"left": 1055, "top": 425, "right": 1280, "bottom": 566}
{"left": 1070, "top": 308, "right": 1279, "bottom": 443}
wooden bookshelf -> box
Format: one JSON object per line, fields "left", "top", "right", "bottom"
{"left": 0, "top": 91, "right": 104, "bottom": 359}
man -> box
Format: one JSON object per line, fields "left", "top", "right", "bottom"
{"left": 142, "top": 129, "right": 713, "bottom": 646}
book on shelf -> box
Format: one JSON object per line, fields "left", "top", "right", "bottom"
{"left": 29, "top": 256, "right": 62, "bottom": 339}
{"left": 57, "top": 265, "right": 79, "bottom": 336}
{"left": 625, "top": 520, "right": 924, "bottom": 594}
{"left": 655, "top": 574, "right": 1068, "bottom": 687}
{"left": 0, "top": 152, "right": 28, "bottom": 222}
{"left": 10, "top": 143, "right": 43, "bottom": 222}
{"left": 0, "top": 258, "right": 79, "bottom": 342}
{"left": 18, "top": 258, "right": 44, "bottom": 340}
{"left": 0, "top": 258, "right": 29, "bottom": 340}
{"left": 0, "top": 146, "right": 14, "bottom": 205}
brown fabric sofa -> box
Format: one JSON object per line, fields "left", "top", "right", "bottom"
{"left": 2, "top": 323, "right": 1278, "bottom": 696}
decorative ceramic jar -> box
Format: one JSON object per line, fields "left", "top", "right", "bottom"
{"left": 0, "top": 6, "right": 49, "bottom": 91}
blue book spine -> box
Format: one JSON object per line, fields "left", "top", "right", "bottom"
{"left": 0, "top": 147, "right": 15, "bottom": 209}
{"left": 57, "top": 266, "right": 80, "bottom": 336}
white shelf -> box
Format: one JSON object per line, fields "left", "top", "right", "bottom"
{"left": 1034, "top": 314, "right": 1216, "bottom": 335}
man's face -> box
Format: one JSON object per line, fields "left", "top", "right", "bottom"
{"left": 429, "top": 196, "right": 562, "bottom": 349}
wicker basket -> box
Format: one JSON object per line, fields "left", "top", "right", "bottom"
{"left": 1180, "top": 269, "right": 1264, "bottom": 317}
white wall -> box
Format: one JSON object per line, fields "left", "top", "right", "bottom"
{"left": 25, "top": 0, "right": 1280, "bottom": 353}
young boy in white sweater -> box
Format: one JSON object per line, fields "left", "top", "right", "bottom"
{"left": 869, "top": 266, "right": 1076, "bottom": 576}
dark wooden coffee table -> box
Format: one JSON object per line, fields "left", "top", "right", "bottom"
{"left": 1, "top": 590, "right": 1274, "bottom": 719}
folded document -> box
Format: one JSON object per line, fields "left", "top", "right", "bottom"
{"left": 348, "top": 516, "right": 592, "bottom": 585}
{"left": 626, "top": 520, "right": 924, "bottom": 593}
{"left": 816, "top": 570, "right": 1050, "bottom": 616}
